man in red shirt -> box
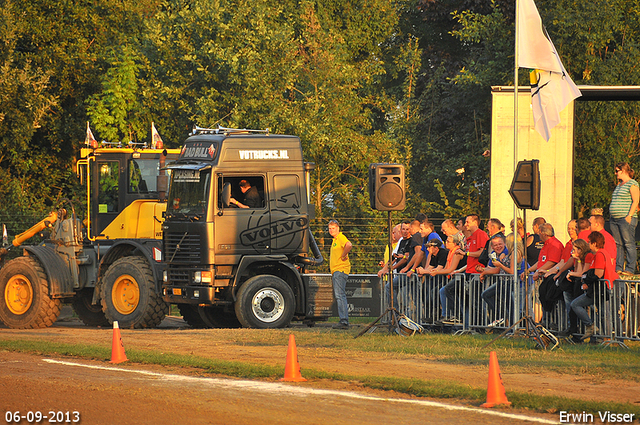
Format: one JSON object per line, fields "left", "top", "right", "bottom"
{"left": 577, "top": 213, "right": 617, "bottom": 261}
{"left": 456, "top": 214, "right": 489, "bottom": 274}
{"left": 527, "top": 223, "right": 565, "bottom": 317}
{"left": 526, "top": 223, "right": 564, "bottom": 280}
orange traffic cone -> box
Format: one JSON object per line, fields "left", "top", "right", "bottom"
{"left": 280, "top": 334, "right": 307, "bottom": 382}
{"left": 109, "top": 321, "right": 128, "bottom": 364}
{"left": 481, "top": 351, "right": 511, "bottom": 408}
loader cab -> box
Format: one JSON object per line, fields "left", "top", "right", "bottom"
{"left": 78, "top": 146, "right": 181, "bottom": 240}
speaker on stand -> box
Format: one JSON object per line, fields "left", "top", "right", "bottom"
{"left": 368, "top": 164, "right": 406, "bottom": 211}
{"left": 356, "top": 164, "right": 406, "bottom": 338}
{"left": 486, "top": 159, "right": 553, "bottom": 349}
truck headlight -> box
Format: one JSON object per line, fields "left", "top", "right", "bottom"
{"left": 194, "top": 271, "right": 212, "bottom": 284}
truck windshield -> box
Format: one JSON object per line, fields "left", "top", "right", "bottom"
{"left": 167, "top": 168, "right": 210, "bottom": 219}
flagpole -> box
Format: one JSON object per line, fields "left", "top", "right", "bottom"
{"left": 513, "top": 0, "right": 520, "bottom": 331}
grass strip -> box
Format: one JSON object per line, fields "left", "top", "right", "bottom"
{"left": 1, "top": 338, "right": 638, "bottom": 417}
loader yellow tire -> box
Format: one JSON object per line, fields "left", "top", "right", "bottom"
{"left": 0, "top": 257, "right": 60, "bottom": 329}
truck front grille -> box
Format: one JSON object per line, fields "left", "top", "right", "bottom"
{"left": 164, "top": 232, "right": 201, "bottom": 263}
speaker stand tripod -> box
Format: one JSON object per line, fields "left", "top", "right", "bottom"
{"left": 355, "top": 211, "right": 400, "bottom": 338}
{"left": 482, "top": 277, "right": 556, "bottom": 350}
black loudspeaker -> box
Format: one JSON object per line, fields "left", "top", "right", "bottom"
{"left": 509, "top": 159, "right": 541, "bottom": 210}
{"left": 369, "top": 163, "right": 405, "bottom": 211}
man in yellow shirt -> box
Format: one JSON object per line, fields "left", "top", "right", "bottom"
{"left": 328, "top": 219, "right": 352, "bottom": 329}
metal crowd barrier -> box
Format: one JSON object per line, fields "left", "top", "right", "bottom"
{"left": 379, "top": 272, "right": 640, "bottom": 346}
{"left": 619, "top": 279, "right": 640, "bottom": 341}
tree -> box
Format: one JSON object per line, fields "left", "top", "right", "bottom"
{"left": 388, "top": 0, "right": 517, "bottom": 219}
{"left": 0, "top": 0, "right": 162, "bottom": 229}
{"left": 142, "top": 0, "right": 406, "bottom": 218}
{"left": 447, "top": 0, "right": 640, "bottom": 217}
{"left": 87, "top": 46, "right": 145, "bottom": 144}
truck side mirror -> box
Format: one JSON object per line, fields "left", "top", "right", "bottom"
{"left": 157, "top": 175, "right": 169, "bottom": 201}
{"left": 222, "top": 182, "right": 231, "bottom": 207}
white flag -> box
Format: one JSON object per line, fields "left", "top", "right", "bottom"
{"left": 517, "top": 0, "right": 581, "bottom": 141}
{"left": 151, "top": 122, "right": 164, "bottom": 149}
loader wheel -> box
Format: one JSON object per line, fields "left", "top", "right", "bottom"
{"left": 178, "top": 304, "right": 207, "bottom": 328}
{"left": 0, "top": 257, "right": 61, "bottom": 329}
{"left": 198, "top": 306, "right": 241, "bottom": 328}
{"left": 234, "top": 275, "right": 295, "bottom": 328}
{"left": 101, "top": 256, "right": 169, "bottom": 328}
{"left": 72, "top": 288, "right": 109, "bottom": 327}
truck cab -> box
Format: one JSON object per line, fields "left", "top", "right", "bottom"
{"left": 162, "top": 127, "right": 322, "bottom": 328}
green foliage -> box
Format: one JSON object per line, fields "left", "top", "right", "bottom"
{"left": 6, "top": 0, "right": 640, "bottom": 240}
{"left": 539, "top": 0, "right": 640, "bottom": 216}
{"left": 425, "top": 179, "right": 482, "bottom": 219}
{"left": 142, "top": 0, "right": 405, "bottom": 218}
{"left": 390, "top": 0, "right": 515, "bottom": 218}
{"left": 446, "top": 0, "right": 640, "bottom": 217}
{"left": 87, "top": 46, "right": 145, "bottom": 143}
{"left": 0, "top": 0, "right": 161, "bottom": 219}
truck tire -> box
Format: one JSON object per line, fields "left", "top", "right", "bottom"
{"left": 178, "top": 304, "right": 207, "bottom": 328}
{"left": 0, "top": 257, "right": 61, "bottom": 329}
{"left": 100, "top": 256, "right": 169, "bottom": 328}
{"left": 198, "top": 306, "right": 241, "bottom": 328}
{"left": 72, "top": 288, "right": 110, "bottom": 327}
{"left": 234, "top": 275, "right": 295, "bottom": 328}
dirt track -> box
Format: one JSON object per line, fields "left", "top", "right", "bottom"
{"left": 1, "top": 310, "right": 639, "bottom": 424}
{"left": 1, "top": 350, "right": 563, "bottom": 425}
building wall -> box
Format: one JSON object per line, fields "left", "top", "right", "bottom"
{"left": 490, "top": 86, "right": 574, "bottom": 242}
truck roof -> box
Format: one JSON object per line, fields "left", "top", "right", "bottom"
{"left": 174, "top": 133, "right": 304, "bottom": 171}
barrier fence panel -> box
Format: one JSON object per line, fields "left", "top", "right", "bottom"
{"left": 377, "top": 272, "right": 640, "bottom": 345}
{"left": 614, "top": 279, "right": 640, "bottom": 342}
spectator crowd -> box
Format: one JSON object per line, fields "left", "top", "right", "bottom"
{"left": 375, "top": 162, "right": 639, "bottom": 342}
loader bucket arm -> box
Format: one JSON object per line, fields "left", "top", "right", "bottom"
{"left": 11, "top": 211, "right": 58, "bottom": 247}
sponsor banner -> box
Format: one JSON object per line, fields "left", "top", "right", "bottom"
{"left": 304, "top": 274, "right": 381, "bottom": 318}
{"left": 180, "top": 142, "right": 217, "bottom": 160}
{"left": 238, "top": 150, "right": 290, "bottom": 160}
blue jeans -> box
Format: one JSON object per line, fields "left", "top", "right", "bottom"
{"left": 571, "top": 293, "right": 594, "bottom": 327}
{"left": 563, "top": 290, "right": 578, "bottom": 332}
{"left": 332, "top": 271, "right": 349, "bottom": 324}
{"left": 610, "top": 216, "right": 638, "bottom": 273}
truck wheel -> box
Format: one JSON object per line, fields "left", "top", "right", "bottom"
{"left": 178, "top": 304, "right": 207, "bottom": 328}
{"left": 198, "top": 306, "right": 241, "bottom": 328}
{"left": 72, "top": 288, "right": 110, "bottom": 327}
{"left": 100, "top": 256, "right": 169, "bottom": 328}
{"left": 0, "top": 257, "right": 61, "bottom": 329}
{"left": 234, "top": 275, "right": 295, "bottom": 328}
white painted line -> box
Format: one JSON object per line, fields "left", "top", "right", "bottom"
{"left": 43, "top": 359, "right": 558, "bottom": 424}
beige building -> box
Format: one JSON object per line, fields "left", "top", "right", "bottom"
{"left": 490, "top": 86, "right": 573, "bottom": 242}
{"left": 490, "top": 85, "right": 640, "bottom": 242}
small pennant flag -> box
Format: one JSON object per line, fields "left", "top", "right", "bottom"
{"left": 85, "top": 122, "right": 98, "bottom": 148}
{"left": 151, "top": 122, "right": 164, "bottom": 149}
